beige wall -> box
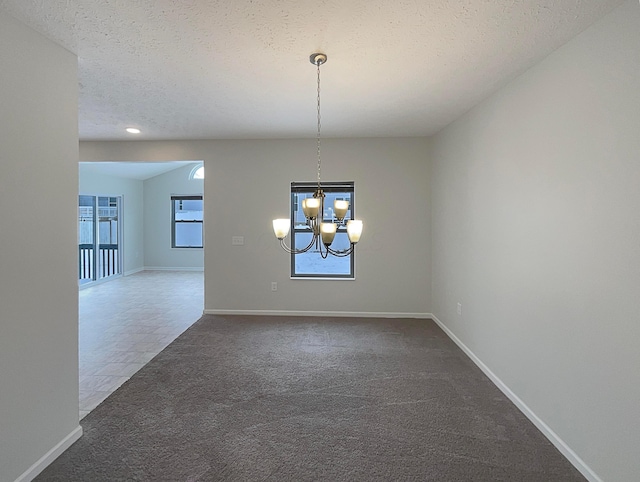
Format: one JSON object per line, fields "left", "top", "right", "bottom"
{"left": 0, "top": 13, "right": 81, "bottom": 482}
{"left": 430, "top": 1, "right": 640, "bottom": 480}
{"left": 80, "top": 137, "right": 432, "bottom": 317}
{"left": 24, "top": 1, "right": 639, "bottom": 480}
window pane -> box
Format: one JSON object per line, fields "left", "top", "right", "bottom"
{"left": 171, "top": 195, "right": 203, "bottom": 248}
{"left": 98, "top": 220, "right": 118, "bottom": 244}
{"left": 321, "top": 192, "right": 352, "bottom": 221}
{"left": 290, "top": 182, "right": 355, "bottom": 278}
{"left": 292, "top": 192, "right": 352, "bottom": 224}
{"left": 192, "top": 166, "right": 204, "bottom": 179}
{"left": 174, "top": 199, "right": 203, "bottom": 221}
{"left": 78, "top": 195, "right": 94, "bottom": 245}
{"left": 294, "top": 233, "right": 351, "bottom": 275}
{"left": 175, "top": 222, "right": 203, "bottom": 247}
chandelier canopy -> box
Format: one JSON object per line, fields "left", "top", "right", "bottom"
{"left": 272, "top": 53, "right": 363, "bottom": 258}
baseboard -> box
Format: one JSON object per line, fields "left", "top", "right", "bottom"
{"left": 144, "top": 266, "right": 204, "bottom": 272}
{"left": 123, "top": 267, "right": 144, "bottom": 276}
{"left": 15, "top": 425, "right": 83, "bottom": 482}
{"left": 430, "top": 315, "right": 601, "bottom": 482}
{"left": 204, "top": 309, "right": 431, "bottom": 319}
{"left": 78, "top": 273, "right": 122, "bottom": 290}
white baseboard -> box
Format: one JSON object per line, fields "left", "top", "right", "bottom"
{"left": 203, "top": 309, "right": 431, "bottom": 319}
{"left": 123, "top": 267, "right": 144, "bottom": 276}
{"left": 15, "top": 425, "right": 83, "bottom": 482}
{"left": 78, "top": 273, "right": 122, "bottom": 290}
{"left": 144, "top": 266, "right": 204, "bottom": 272}
{"left": 430, "top": 315, "right": 601, "bottom": 482}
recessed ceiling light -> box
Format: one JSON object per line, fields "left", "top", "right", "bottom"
{"left": 126, "top": 128, "right": 141, "bottom": 134}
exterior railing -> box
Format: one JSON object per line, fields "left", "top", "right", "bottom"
{"left": 79, "top": 244, "right": 119, "bottom": 280}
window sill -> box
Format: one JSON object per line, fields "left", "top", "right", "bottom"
{"left": 291, "top": 276, "right": 355, "bottom": 281}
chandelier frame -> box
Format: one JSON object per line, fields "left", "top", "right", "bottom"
{"left": 272, "top": 53, "right": 363, "bottom": 259}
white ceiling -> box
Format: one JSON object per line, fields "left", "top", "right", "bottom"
{"left": 0, "top": 0, "right": 625, "bottom": 141}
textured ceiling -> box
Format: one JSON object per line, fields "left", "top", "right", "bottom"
{"left": 0, "top": 0, "right": 625, "bottom": 140}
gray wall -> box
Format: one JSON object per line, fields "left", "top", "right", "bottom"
{"left": 80, "top": 137, "right": 432, "bottom": 317}
{"left": 144, "top": 163, "right": 204, "bottom": 269}
{"left": 430, "top": 1, "right": 640, "bottom": 480}
{"left": 79, "top": 166, "right": 145, "bottom": 275}
{"left": 0, "top": 12, "right": 81, "bottom": 482}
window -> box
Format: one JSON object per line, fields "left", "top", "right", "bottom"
{"left": 171, "top": 195, "right": 203, "bottom": 248}
{"left": 78, "top": 195, "right": 122, "bottom": 284}
{"left": 189, "top": 165, "right": 204, "bottom": 180}
{"left": 290, "top": 181, "right": 355, "bottom": 279}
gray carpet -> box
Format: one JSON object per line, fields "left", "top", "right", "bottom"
{"left": 37, "top": 315, "right": 585, "bottom": 481}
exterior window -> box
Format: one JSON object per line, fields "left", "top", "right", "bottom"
{"left": 189, "top": 165, "right": 204, "bottom": 180}
{"left": 171, "top": 195, "right": 203, "bottom": 248}
{"left": 290, "top": 181, "right": 355, "bottom": 279}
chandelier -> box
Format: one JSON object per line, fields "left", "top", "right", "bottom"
{"left": 272, "top": 53, "right": 363, "bottom": 258}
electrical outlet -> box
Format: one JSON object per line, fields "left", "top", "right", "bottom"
{"left": 271, "top": 282, "right": 277, "bottom": 292}
{"left": 457, "top": 303, "right": 462, "bottom": 315}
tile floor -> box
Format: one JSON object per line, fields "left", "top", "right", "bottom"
{"left": 79, "top": 270, "right": 203, "bottom": 419}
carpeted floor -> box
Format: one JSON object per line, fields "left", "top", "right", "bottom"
{"left": 37, "top": 315, "right": 585, "bottom": 481}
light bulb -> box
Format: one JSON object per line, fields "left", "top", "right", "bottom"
{"left": 272, "top": 219, "right": 290, "bottom": 239}
{"left": 320, "top": 222, "right": 337, "bottom": 246}
{"left": 302, "top": 198, "right": 320, "bottom": 219}
{"left": 334, "top": 200, "right": 349, "bottom": 221}
{"left": 347, "top": 219, "right": 363, "bottom": 243}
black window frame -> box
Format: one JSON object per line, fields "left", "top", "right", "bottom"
{"left": 171, "top": 195, "right": 203, "bottom": 248}
{"left": 290, "top": 181, "right": 355, "bottom": 279}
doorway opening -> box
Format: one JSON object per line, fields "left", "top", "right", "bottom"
{"left": 78, "top": 195, "right": 122, "bottom": 286}
{"left": 77, "top": 160, "right": 204, "bottom": 419}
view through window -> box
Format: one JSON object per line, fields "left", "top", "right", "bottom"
{"left": 171, "top": 195, "right": 203, "bottom": 248}
{"left": 290, "top": 181, "right": 355, "bottom": 278}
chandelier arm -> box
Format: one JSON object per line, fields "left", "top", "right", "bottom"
{"left": 278, "top": 238, "right": 297, "bottom": 254}
{"left": 316, "top": 237, "right": 332, "bottom": 259}
{"left": 279, "top": 234, "right": 319, "bottom": 254}
{"left": 325, "top": 244, "right": 356, "bottom": 257}
{"left": 298, "top": 231, "right": 319, "bottom": 253}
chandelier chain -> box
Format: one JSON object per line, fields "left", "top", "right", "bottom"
{"left": 272, "top": 53, "right": 362, "bottom": 258}
{"left": 316, "top": 59, "right": 321, "bottom": 188}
